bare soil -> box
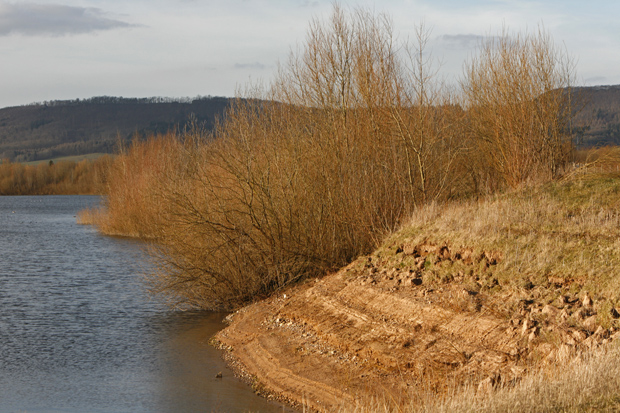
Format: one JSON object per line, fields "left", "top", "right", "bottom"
{"left": 215, "top": 242, "right": 620, "bottom": 411}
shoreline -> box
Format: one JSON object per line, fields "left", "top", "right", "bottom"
{"left": 214, "top": 238, "right": 620, "bottom": 411}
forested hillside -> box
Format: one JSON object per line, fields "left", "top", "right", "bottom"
{"left": 0, "top": 96, "right": 231, "bottom": 162}
{"left": 573, "top": 85, "right": 620, "bottom": 146}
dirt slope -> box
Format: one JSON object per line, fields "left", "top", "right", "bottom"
{"left": 215, "top": 241, "right": 619, "bottom": 411}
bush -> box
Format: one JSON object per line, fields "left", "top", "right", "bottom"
{"left": 89, "top": 6, "right": 577, "bottom": 310}
{"left": 462, "top": 26, "right": 576, "bottom": 189}
{"left": 140, "top": 6, "right": 470, "bottom": 309}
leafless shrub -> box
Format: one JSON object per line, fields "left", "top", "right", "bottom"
{"left": 462, "top": 26, "right": 576, "bottom": 190}
{"left": 142, "top": 5, "right": 471, "bottom": 309}
{"left": 87, "top": 6, "right": 579, "bottom": 311}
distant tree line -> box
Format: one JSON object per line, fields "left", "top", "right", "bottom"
{"left": 24, "top": 95, "right": 228, "bottom": 108}
{"left": 0, "top": 96, "right": 233, "bottom": 162}
{"left": 0, "top": 156, "right": 112, "bottom": 195}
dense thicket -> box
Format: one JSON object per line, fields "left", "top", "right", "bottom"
{"left": 0, "top": 156, "right": 112, "bottom": 195}
{"left": 86, "top": 6, "right": 576, "bottom": 310}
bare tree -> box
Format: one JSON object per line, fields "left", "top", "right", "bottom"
{"left": 462, "top": 26, "right": 576, "bottom": 188}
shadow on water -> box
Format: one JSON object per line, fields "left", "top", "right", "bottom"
{"left": 121, "top": 309, "right": 293, "bottom": 412}
{"left": 149, "top": 310, "right": 290, "bottom": 412}
{"left": 0, "top": 196, "right": 292, "bottom": 412}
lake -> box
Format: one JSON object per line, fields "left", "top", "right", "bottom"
{"left": 0, "top": 195, "right": 288, "bottom": 412}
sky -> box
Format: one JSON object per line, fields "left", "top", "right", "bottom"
{"left": 0, "top": 0, "right": 618, "bottom": 108}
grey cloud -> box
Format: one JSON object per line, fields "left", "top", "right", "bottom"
{"left": 234, "top": 62, "right": 267, "bottom": 70}
{"left": 0, "top": 2, "right": 136, "bottom": 36}
{"left": 438, "top": 34, "right": 486, "bottom": 49}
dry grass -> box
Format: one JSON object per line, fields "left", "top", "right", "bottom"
{"left": 376, "top": 174, "right": 620, "bottom": 309}
{"left": 341, "top": 342, "right": 620, "bottom": 412}
{"left": 340, "top": 173, "right": 620, "bottom": 412}
{"left": 426, "top": 342, "right": 620, "bottom": 412}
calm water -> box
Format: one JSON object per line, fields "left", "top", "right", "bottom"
{"left": 0, "top": 196, "right": 289, "bottom": 412}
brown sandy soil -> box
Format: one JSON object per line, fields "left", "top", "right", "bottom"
{"left": 215, "top": 242, "right": 620, "bottom": 411}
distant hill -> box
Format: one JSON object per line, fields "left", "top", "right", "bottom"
{"left": 0, "top": 87, "right": 618, "bottom": 162}
{"left": 572, "top": 85, "right": 620, "bottom": 147}
{"left": 0, "top": 96, "right": 232, "bottom": 162}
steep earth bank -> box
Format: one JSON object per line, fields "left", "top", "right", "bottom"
{"left": 215, "top": 242, "right": 619, "bottom": 411}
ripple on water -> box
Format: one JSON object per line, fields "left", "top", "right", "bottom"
{"left": 0, "top": 196, "right": 290, "bottom": 412}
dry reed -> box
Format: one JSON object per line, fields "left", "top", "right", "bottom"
{"left": 0, "top": 156, "right": 112, "bottom": 195}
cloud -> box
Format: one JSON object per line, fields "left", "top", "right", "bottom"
{"left": 437, "top": 34, "right": 486, "bottom": 49}
{"left": 584, "top": 76, "right": 608, "bottom": 86}
{"left": 0, "top": 2, "right": 136, "bottom": 36}
{"left": 438, "top": 34, "right": 509, "bottom": 50}
{"left": 234, "top": 62, "right": 267, "bottom": 70}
